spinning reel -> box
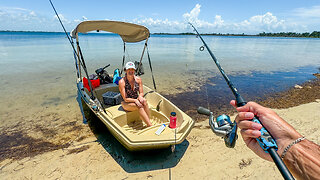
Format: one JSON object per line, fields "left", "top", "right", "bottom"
{"left": 197, "top": 107, "right": 238, "bottom": 148}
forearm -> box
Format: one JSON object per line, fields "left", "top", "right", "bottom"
{"left": 283, "top": 139, "right": 320, "bottom": 180}
{"left": 124, "top": 97, "right": 136, "bottom": 103}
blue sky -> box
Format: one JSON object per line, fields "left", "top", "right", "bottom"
{"left": 1, "top": 0, "right": 320, "bottom": 34}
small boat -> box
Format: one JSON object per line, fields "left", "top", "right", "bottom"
{"left": 71, "top": 20, "right": 195, "bottom": 151}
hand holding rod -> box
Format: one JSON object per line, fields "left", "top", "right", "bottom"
{"left": 189, "top": 22, "right": 294, "bottom": 179}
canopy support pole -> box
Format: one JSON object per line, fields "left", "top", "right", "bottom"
{"left": 146, "top": 44, "right": 157, "bottom": 91}
{"left": 137, "top": 39, "right": 148, "bottom": 75}
{"left": 120, "top": 42, "right": 126, "bottom": 76}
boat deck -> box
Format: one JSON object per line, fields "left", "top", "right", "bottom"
{"left": 105, "top": 104, "right": 170, "bottom": 134}
{"left": 122, "top": 114, "right": 167, "bottom": 134}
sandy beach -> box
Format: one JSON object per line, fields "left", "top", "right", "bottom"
{"left": 0, "top": 74, "right": 319, "bottom": 179}
{"left": 2, "top": 2, "right": 320, "bottom": 179}
{"left": 0, "top": 101, "right": 319, "bottom": 179}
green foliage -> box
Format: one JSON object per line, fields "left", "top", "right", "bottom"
{"left": 258, "top": 31, "right": 320, "bottom": 38}
{"left": 152, "top": 31, "right": 320, "bottom": 38}
{"left": 153, "top": 31, "right": 320, "bottom": 38}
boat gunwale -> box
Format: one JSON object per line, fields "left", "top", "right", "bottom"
{"left": 78, "top": 82, "right": 194, "bottom": 150}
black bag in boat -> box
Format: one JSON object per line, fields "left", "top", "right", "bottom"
{"left": 99, "top": 71, "right": 113, "bottom": 84}
{"left": 102, "top": 91, "right": 122, "bottom": 105}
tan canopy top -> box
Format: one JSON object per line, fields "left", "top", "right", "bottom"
{"left": 71, "top": 20, "right": 150, "bottom": 42}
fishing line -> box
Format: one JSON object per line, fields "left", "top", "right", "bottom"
{"left": 205, "top": 82, "right": 210, "bottom": 110}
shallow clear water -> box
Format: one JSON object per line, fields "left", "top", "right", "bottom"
{"left": 0, "top": 32, "right": 319, "bottom": 126}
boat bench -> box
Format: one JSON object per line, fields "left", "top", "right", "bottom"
{"left": 87, "top": 83, "right": 157, "bottom": 122}
{"left": 105, "top": 104, "right": 126, "bottom": 119}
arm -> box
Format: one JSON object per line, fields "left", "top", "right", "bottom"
{"left": 283, "top": 139, "right": 320, "bottom": 180}
{"left": 137, "top": 77, "right": 144, "bottom": 98}
{"left": 230, "top": 100, "right": 320, "bottom": 179}
{"left": 136, "top": 77, "right": 145, "bottom": 103}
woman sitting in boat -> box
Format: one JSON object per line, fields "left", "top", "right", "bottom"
{"left": 119, "top": 62, "right": 152, "bottom": 127}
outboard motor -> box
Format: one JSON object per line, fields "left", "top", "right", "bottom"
{"left": 95, "top": 64, "right": 113, "bottom": 84}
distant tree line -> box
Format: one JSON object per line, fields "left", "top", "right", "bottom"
{"left": 153, "top": 31, "right": 320, "bottom": 38}
{"left": 258, "top": 31, "right": 320, "bottom": 38}
{"left": 2, "top": 30, "right": 320, "bottom": 38}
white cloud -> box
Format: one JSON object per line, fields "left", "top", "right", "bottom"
{"left": 0, "top": 7, "right": 46, "bottom": 31}
{"left": 30, "top": 11, "right": 36, "bottom": 16}
{"left": 214, "top": 15, "right": 224, "bottom": 26}
{"left": 132, "top": 4, "right": 298, "bottom": 34}
{"left": 183, "top": 4, "right": 201, "bottom": 23}
{"left": 82, "top": 16, "right": 88, "bottom": 21}
{"left": 0, "top": 4, "right": 315, "bottom": 33}
{"left": 232, "top": 12, "right": 287, "bottom": 33}
{"left": 0, "top": 7, "right": 79, "bottom": 31}
{"left": 74, "top": 19, "right": 81, "bottom": 23}
{"left": 132, "top": 17, "right": 184, "bottom": 32}
{"left": 292, "top": 5, "right": 320, "bottom": 18}
{"left": 285, "top": 5, "right": 320, "bottom": 31}
{"left": 54, "top": 14, "right": 70, "bottom": 23}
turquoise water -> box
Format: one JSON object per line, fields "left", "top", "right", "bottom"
{"left": 0, "top": 32, "right": 320, "bottom": 125}
{"left": 2, "top": 32, "right": 319, "bottom": 75}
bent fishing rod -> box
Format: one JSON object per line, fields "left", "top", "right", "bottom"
{"left": 189, "top": 23, "right": 294, "bottom": 180}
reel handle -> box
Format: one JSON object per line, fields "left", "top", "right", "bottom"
{"left": 197, "top": 106, "right": 212, "bottom": 116}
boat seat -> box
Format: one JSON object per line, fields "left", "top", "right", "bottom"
{"left": 105, "top": 104, "right": 126, "bottom": 118}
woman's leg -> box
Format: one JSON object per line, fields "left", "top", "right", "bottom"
{"left": 121, "top": 101, "right": 152, "bottom": 127}
{"left": 142, "top": 99, "right": 150, "bottom": 118}
{"left": 121, "top": 101, "right": 138, "bottom": 111}
{"left": 138, "top": 107, "right": 152, "bottom": 127}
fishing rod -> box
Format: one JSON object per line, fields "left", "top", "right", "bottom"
{"left": 49, "top": 0, "right": 96, "bottom": 98}
{"left": 49, "top": 0, "right": 106, "bottom": 114}
{"left": 189, "top": 22, "right": 294, "bottom": 180}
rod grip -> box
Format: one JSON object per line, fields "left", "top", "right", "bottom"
{"left": 252, "top": 116, "right": 278, "bottom": 151}
{"left": 197, "top": 106, "right": 211, "bottom": 116}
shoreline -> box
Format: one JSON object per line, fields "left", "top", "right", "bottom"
{"left": 0, "top": 73, "right": 319, "bottom": 162}
{"left": 164, "top": 72, "right": 320, "bottom": 122}
{"left": 0, "top": 72, "right": 319, "bottom": 179}
{"left": 259, "top": 73, "right": 320, "bottom": 108}
{"left": 2, "top": 30, "right": 320, "bottom": 39}
{"left": 1, "top": 100, "right": 319, "bottom": 179}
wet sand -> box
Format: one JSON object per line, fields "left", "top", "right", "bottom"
{"left": 0, "top": 73, "right": 319, "bottom": 179}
